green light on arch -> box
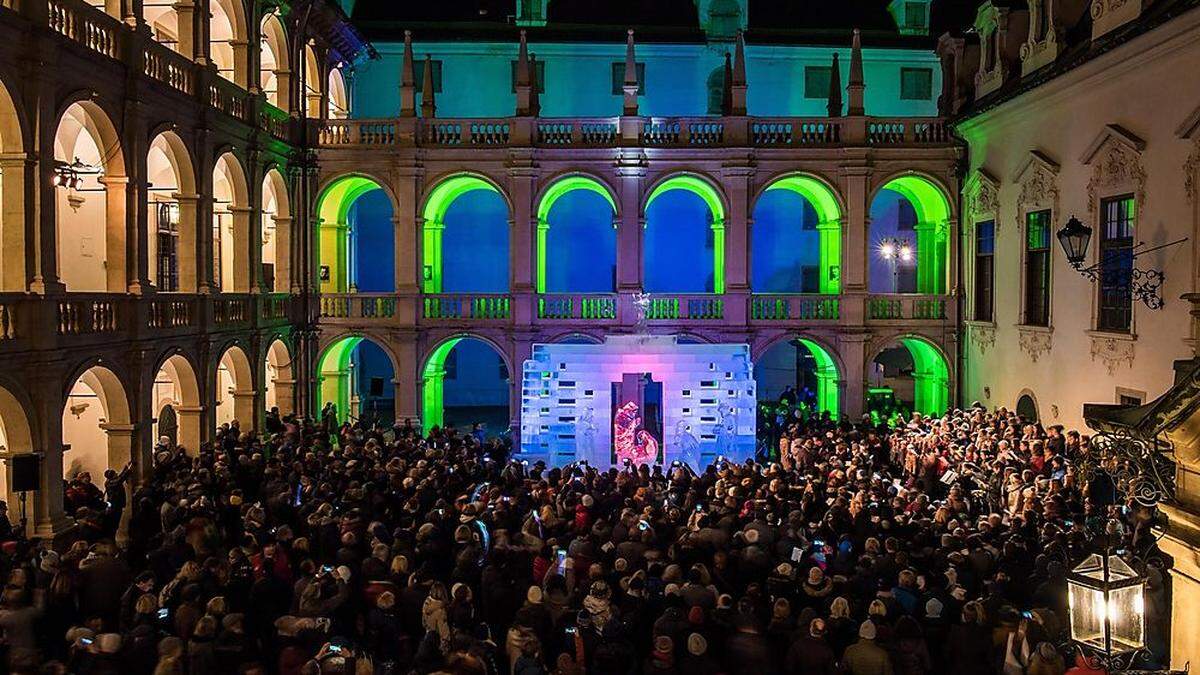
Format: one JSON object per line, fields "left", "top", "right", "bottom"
{"left": 644, "top": 175, "right": 726, "bottom": 294}
{"left": 421, "top": 175, "right": 502, "bottom": 293}
{"left": 536, "top": 176, "right": 617, "bottom": 294}
{"left": 796, "top": 337, "right": 839, "bottom": 416}
{"left": 764, "top": 175, "right": 843, "bottom": 295}
{"left": 899, "top": 336, "right": 949, "bottom": 416}
{"left": 879, "top": 175, "right": 951, "bottom": 295}
{"left": 317, "top": 336, "right": 363, "bottom": 423}
{"left": 315, "top": 176, "right": 385, "bottom": 293}
{"left": 421, "top": 337, "right": 462, "bottom": 429}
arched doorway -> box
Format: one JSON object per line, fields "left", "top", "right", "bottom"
{"left": 210, "top": 0, "right": 249, "bottom": 87}
{"left": 318, "top": 335, "right": 395, "bottom": 425}
{"left": 265, "top": 339, "right": 295, "bottom": 415}
{"left": 0, "top": 74, "right": 27, "bottom": 291}
{"left": 261, "top": 168, "right": 291, "bottom": 292}
{"left": 422, "top": 336, "right": 510, "bottom": 435}
{"left": 868, "top": 175, "right": 952, "bottom": 294}
{"left": 755, "top": 337, "right": 841, "bottom": 418}
{"left": 260, "top": 13, "right": 290, "bottom": 111}
{"left": 753, "top": 174, "right": 842, "bottom": 294}
{"left": 0, "top": 384, "right": 34, "bottom": 528}
{"left": 152, "top": 354, "right": 201, "bottom": 454}
{"left": 61, "top": 365, "right": 132, "bottom": 508}
{"left": 1016, "top": 393, "right": 1039, "bottom": 422}
{"left": 212, "top": 152, "right": 249, "bottom": 292}
{"left": 422, "top": 175, "right": 509, "bottom": 294}
{"left": 147, "top": 131, "right": 198, "bottom": 292}
{"left": 536, "top": 175, "right": 617, "bottom": 293}
{"left": 303, "top": 43, "right": 323, "bottom": 118}
{"left": 214, "top": 345, "right": 254, "bottom": 429}
{"left": 54, "top": 101, "right": 127, "bottom": 292}
{"left": 644, "top": 175, "right": 726, "bottom": 293}
{"left": 328, "top": 67, "right": 349, "bottom": 119}
{"left": 315, "top": 175, "right": 394, "bottom": 293}
{"left": 868, "top": 336, "right": 950, "bottom": 422}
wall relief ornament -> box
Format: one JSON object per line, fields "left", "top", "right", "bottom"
{"left": 1013, "top": 151, "right": 1060, "bottom": 229}
{"left": 1082, "top": 126, "right": 1147, "bottom": 220}
{"left": 965, "top": 169, "right": 1001, "bottom": 229}
{"left": 971, "top": 323, "right": 996, "bottom": 354}
{"left": 1089, "top": 334, "right": 1135, "bottom": 376}
{"left": 1018, "top": 327, "right": 1052, "bottom": 362}
{"left": 1185, "top": 138, "right": 1200, "bottom": 205}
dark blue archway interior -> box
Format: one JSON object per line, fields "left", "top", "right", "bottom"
{"left": 752, "top": 190, "right": 821, "bottom": 293}
{"left": 546, "top": 190, "right": 616, "bottom": 292}
{"left": 644, "top": 189, "right": 714, "bottom": 293}
{"left": 443, "top": 338, "right": 510, "bottom": 434}
{"left": 348, "top": 189, "right": 395, "bottom": 292}
{"left": 443, "top": 190, "right": 510, "bottom": 292}
{"left": 868, "top": 188, "right": 919, "bottom": 293}
{"left": 352, "top": 339, "right": 395, "bottom": 425}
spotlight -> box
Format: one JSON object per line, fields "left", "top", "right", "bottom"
{"left": 899, "top": 244, "right": 913, "bottom": 262}
{"left": 879, "top": 242, "right": 896, "bottom": 259}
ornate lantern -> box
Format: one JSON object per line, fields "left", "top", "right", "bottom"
{"left": 1067, "top": 551, "right": 1146, "bottom": 658}
{"left": 1056, "top": 215, "right": 1092, "bottom": 269}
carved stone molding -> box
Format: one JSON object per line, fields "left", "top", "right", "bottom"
{"left": 1082, "top": 125, "right": 1146, "bottom": 222}
{"left": 1017, "top": 326, "right": 1052, "bottom": 362}
{"left": 970, "top": 323, "right": 997, "bottom": 354}
{"left": 965, "top": 168, "right": 1001, "bottom": 230}
{"left": 1089, "top": 333, "right": 1135, "bottom": 376}
{"left": 1185, "top": 138, "right": 1200, "bottom": 205}
{"left": 1013, "top": 150, "right": 1060, "bottom": 229}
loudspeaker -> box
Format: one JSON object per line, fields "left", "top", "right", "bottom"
{"left": 10, "top": 454, "right": 40, "bottom": 492}
{"left": 369, "top": 377, "right": 385, "bottom": 397}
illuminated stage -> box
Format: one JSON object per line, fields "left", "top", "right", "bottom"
{"left": 517, "top": 335, "right": 756, "bottom": 470}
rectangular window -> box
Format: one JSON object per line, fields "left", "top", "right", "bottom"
{"left": 611, "top": 62, "right": 646, "bottom": 95}
{"left": 1024, "top": 209, "right": 1052, "bottom": 326}
{"left": 1119, "top": 393, "right": 1143, "bottom": 406}
{"left": 156, "top": 201, "right": 179, "bottom": 292}
{"left": 511, "top": 59, "right": 546, "bottom": 93}
{"left": 900, "top": 67, "right": 933, "bottom": 100}
{"left": 413, "top": 59, "right": 443, "bottom": 94}
{"left": 904, "top": 2, "right": 927, "bottom": 27}
{"left": 804, "top": 66, "right": 832, "bottom": 99}
{"left": 1098, "top": 195, "right": 1135, "bottom": 332}
{"left": 974, "top": 220, "right": 995, "bottom": 322}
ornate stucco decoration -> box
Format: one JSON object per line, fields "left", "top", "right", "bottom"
{"left": 971, "top": 323, "right": 997, "bottom": 354}
{"left": 964, "top": 168, "right": 1001, "bottom": 231}
{"left": 1090, "top": 334, "right": 1135, "bottom": 376}
{"left": 1012, "top": 150, "right": 1060, "bottom": 230}
{"left": 1081, "top": 125, "right": 1146, "bottom": 225}
{"left": 1177, "top": 104, "right": 1200, "bottom": 204}
{"left": 1017, "top": 326, "right": 1052, "bottom": 362}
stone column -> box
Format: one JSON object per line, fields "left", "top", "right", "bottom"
{"left": 420, "top": 220, "right": 443, "bottom": 294}
{"left": 174, "top": 194, "right": 200, "bottom": 292}
{"left": 273, "top": 69, "right": 292, "bottom": 112}
{"left": 271, "top": 215, "right": 292, "bottom": 292}
{"left": 173, "top": 0, "right": 196, "bottom": 60}
{"left": 509, "top": 164, "right": 536, "bottom": 326}
{"left": 246, "top": 154, "right": 265, "bottom": 293}
{"left": 615, "top": 165, "right": 644, "bottom": 293}
{"left": 270, "top": 379, "right": 295, "bottom": 416}
{"left": 231, "top": 388, "right": 256, "bottom": 429}
{"left": 318, "top": 219, "right": 348, "bottom": 293}
{"left": 836, "top": 332, "right": 869, "bottom": 420}
{"left": 97, "top": 175, "right": 132, "bottom": 293}
{"left": 29, "top": 50, "right": 64, "bottom": 294}
{"left": 174, "top": 405, "right": 204, "bottom": 456}
{"left": 0, "top": 153, "right": 33, "bottom": 291}
{"left": 229, "top": 205, "right": 253, "bottom": 292}
{"left": 392, "top": 336, "right": 419, "bottom": 426}
{"left": 840, "top": 164, "right": 870, "bottom": 294}
{"left": 99, "top": 423, "right": 135, "bottom": 542}
{"left": 421, "top": 368, "right": 446, "bottom": 429}
{"left": 29, "top": 371, "right": 69, "bottom": 537}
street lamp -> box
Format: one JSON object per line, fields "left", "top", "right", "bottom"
{"left": 1056, "top": 215, "right": 1092, "bottom": 270}
{"left": 878, "top": 237, "right": 912, "bottom": 293}
{"left": 1067, "top": 550, "right": 1146, "bottom": 664}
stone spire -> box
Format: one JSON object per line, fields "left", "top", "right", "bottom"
{"left": 847, "top": 28, "right": 865, "bottom": 116}
{"left": 515, "top": 30, "right": 534, "bottom": 116}
{"left": 529, "top": 53, "right": 541, "bottom": 117}
{"left": 421, "top": 54, "right": 437, "bottom": 117}
{"left": 399, "top": 30, "right": 416, "bottom": 117}
{"left": 730, "top": 30, "right": 747, "bottom": 115}
{"left": 721, "top": 51, "right": 733, "bottom": 116}
{"left": 827, "top": 52, "right": 843, "bottom": 117}
{"left": 622, "top": 29, "right": 639, "bottom": 116}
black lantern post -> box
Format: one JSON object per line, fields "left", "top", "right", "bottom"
{"left": 1057, "top": 215, "right": 1092, "bottom": 269}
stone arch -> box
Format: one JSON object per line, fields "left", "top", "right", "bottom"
{"left": 210, "top": 0, "right": 250, "bottom": 87}
{"left": 421, "top": 333, "right": 514, "bottom": 431}
{"left": 62, "top": 363, "right": 133, "bottom": 485}
{"left": 214, "top": 343, "right": 254, "bottom": 427}
{"left": 315, "top": 173, "right": 394, "bottom": 293}
{"left": 261, "top": 167, "right": 291, "bottom": 292}
{"left": 265, "top": 337, "right": 295, "bottom": 415}
{"left": 753, "top": 172, "right": 845, "bottom": 295}
{"left": 868, "top": 172, "right": 954, "bottom": 295}
{"left": 420, "top": 173, "right": 511, "bottom": 294}
{"left": 147, "top": 130, "right": 198, "bottom": 292}
{"left": 753, "top": 333, "right": 843, "bottom": 416}
{"left": 328, "top": 67, "right": 349, "bottom": 119}
{"left": 152, "top": 351, "right": 202, "bottom": 454}
{"left": 643, "top": 172, "right": 728, "bottom": 294}
{"left": 212, "top": 151, "right": 250, "bottom": 291}
{"left": 868, "top": 333, "right": 951, "bottom": 417}
{"left": 303, "top": 43, "right": 323, "bottom": 118}
{"left": 53, "top": 98, "right": 128, "bottom": 292}
{"left": 0, "top": 380, "right": 35, "bottom": 527}
{"left": 1015, "top": 389, "right": 1040, "bottom": 422}
{"left": 535, "top": 173, "right": 619, "bottom": 293}
{"left": 259, "top": 12, "right": 290, "bottom": 111}
{"left": 0, "top": 71, "right": 28, "bottom": 291}
{"left": 143, "top": 0, "right": 188, "bottom": 56}
{"left": 317, "top": 333, "right": 398, "bottom": 424}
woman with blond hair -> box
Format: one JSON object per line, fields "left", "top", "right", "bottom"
{"left": 152, "top": 636, "right": 185, "bottom": 675}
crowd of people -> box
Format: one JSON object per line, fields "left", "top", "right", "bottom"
{"left": 0, "top": 404, "right": 1172, "bottom": 675}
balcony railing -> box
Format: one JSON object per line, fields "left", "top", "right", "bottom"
{"left": 48, "top": 0, "right": 120, "bottom": 60}
{"left": 57, "top": 295, "right": 120, "bottom": 335}
{"left": 644, "top": 295, "right": 724, "bottom": 321}
{"left": 143, "top": 40, "right": 194, "bottom": 95}
{"left": 749, "top": 295, "right": 840, "bottom": 321}
{"left": 423, "top": 294, "right": 511, "bottom": 321}
{"left": 537, "top": 294, "right": 618, "bottom": 320}
{"left": 321, "top": 293, "right": 397, "bottom": 319}
{"left": 866, "top": 294, "right": 948, "bottom": 321}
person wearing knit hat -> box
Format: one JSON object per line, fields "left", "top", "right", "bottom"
{"left": 925, "top": 597, "right": 944, "bottom": 618}
{"left": 843, "top": 619, "right": 891, "bottom": 675}
{"left": 526, "top": 586, "right": 543, "bottom": 605}
{"left": 687, "top": 632, "right": 707, "bottom": 656}
{"left": 644, "top": 634, "right": 675, "bottom": 673}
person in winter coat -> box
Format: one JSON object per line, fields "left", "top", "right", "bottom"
{"left": 724, "top": 612, "right": 778, "bottom": 675}
{"left": 892, "top": 616, "right": 931, "bottom": 675}
{"left": 944, "top": 602, "right": 992, "bottom": 675}
{"left": 786, "top": 617, "right": 838, "bottom": 675}
{"left": 152, "top": 636, "right": 186, "bottom": 675}
{"left": 186, "top": 615, "right": 218, "bottom": 675}
{"left": 843, "top": 620, "right": 893, "bottom": 675}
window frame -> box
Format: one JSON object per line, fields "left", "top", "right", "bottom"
{"left": 803, "top": 65, "right": 832, "bottom": 99}
{"left": 1022, "top": 208, "right": 1052, "bottom": 327}
{"left": 610, "top": 62, "right": 646, "bottom": 95}
{"left": 973, "top": 219, "right": 996, "bottom": 323}
{"left": 1096, "top": 194, "right": 1136, "bottom": 333}
{"left": 899, "top": 67, "right": 933, "bottom": 100}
